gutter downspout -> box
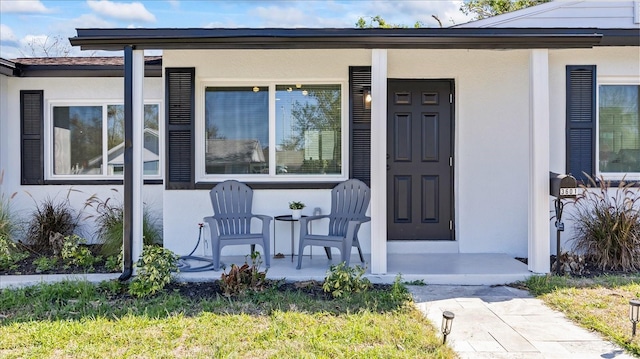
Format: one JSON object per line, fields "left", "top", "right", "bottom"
{"left": 119, "top": 45, "right": 134, "bottom": 281}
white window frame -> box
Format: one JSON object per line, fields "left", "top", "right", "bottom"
{"left": 195, "top": 80, "right": 349, "bottom": 183}
{"left": 596, "top": 76, "right": 640, "bottom": 181}
{"left": 45, "top": 99, "right": 164, "bottom": 181}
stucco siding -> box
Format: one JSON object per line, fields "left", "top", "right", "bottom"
{"left": 548, "top": 46, "right": 640, "bottom": 254}
{"left": 3, "top": 77, "right": 164, "bottom": 244}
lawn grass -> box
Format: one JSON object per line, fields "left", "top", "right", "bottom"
{"left": 0, "top": 280, "right": 456, "bottom": 358}
{"left": 523, "top": 274, "right": 640, "bottom": 357}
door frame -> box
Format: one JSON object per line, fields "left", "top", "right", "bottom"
{"left": 386, "top": 78, "right": 456, "bottom": 241}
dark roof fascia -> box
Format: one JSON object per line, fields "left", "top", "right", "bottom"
{"left": 597, "top": 29, "right": 640, "bottom": 46}
{"left": 0, "top": 58, "right": 18, "bottom": 76}
{"left": 70, "top": 27, "right": 610, "bottom": 50}
{"left": 15, "top": 64, "right": 162, "bottom": 77}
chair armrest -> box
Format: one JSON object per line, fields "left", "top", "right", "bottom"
{"left": 251, "top": 214, "right": 273, "bottom": 223}
{"left": 299, "top": 214, "right": 330, "bottom": 236}
{"left": 252, "top": 214, "right": 272, "bottom": 236}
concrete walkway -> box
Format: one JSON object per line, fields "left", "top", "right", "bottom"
{"left": 409, "top": 285, "right": 635, "bottom": 359}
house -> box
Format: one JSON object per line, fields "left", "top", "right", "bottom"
{"left": 1, "top": 1, "right": 638, "bottom": 280}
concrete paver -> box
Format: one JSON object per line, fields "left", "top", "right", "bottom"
{"left": 409, "top": 285, "right": 635, "bottom": 359}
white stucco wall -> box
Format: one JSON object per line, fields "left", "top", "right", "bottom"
{"left": 548, "top": 46, "right": 640, "bottom": 254}
{"left": 0, "top": 74, "right": 7, "bottom": 192}
{"left": 4, "top": 46, "right": 636, "bottom": 259}
{"left": 162, "top": 48, "right": 535, "bottom": 257}
{"left": 3, "top": 76, "right": 164, "bottom": 244}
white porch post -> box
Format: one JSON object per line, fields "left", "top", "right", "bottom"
{"left": 131, "top": 50, "right": 145, "bottom": 266}
{"left": 528, "top": 49, "right": 550, "bottom": 274}
{"left": 370, "top": 49, "right": 388, "bottom": 275}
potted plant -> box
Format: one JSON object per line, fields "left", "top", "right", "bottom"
{"left": 289, "top": 201, "right": 305, "bottom": 219}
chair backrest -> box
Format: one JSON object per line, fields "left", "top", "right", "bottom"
{"left": 328, "top": 179, "right": 371, "bottom": 236}
{"left": 209, "top": 180, "right": 254, "bottom": 235}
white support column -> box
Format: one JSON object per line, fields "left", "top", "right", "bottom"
{"left": 528, "top": 49, "right": 550, "bottom": 274}
{"left": 132, "top": 50, "right": 145, "bottom": 265}
{"left": 370, "top": 49, "right": 388, "bottom": 275}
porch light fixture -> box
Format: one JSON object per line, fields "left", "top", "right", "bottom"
{"left": 253, "top": 86, "right": 260, "bottom": 92}
{"left": 363, "top": 86, "right": 372, "bottom": 109}
{"left": 630, "top": 299, "right": 640, "bottom": 336}
{"left": 441, "top": 311, "right": 455, "bottom": 344}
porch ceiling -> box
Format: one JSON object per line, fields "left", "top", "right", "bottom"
{"left": 68, "top": 27, "right": 630, "bottom": 51}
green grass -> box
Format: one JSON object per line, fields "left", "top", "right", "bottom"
{"left": 522, "top": 274, "right": 640, "bottom": 357}
{"left": 0, "top": 280, "right": 455, "bottom": 358}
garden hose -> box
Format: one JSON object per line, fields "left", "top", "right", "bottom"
{"left": 176, "top": 223, "right": 217, "bottom": 272}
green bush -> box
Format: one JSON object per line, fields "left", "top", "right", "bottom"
{"left": 85, "top": 191, "right": 162, "bottom": 257}
{"left": 570, "top": 175, "right": 640, "bottom": 271}
{"left": 105, "top": 253, "right": 123, "bottom": 272}
{"left": 33, "top": 256, "right": 58, "bottom": 273}
{"left": 129, "top": 245, "right": 178, "bottom": 298}
{"left": 0, "top": 235, "right": 29, "bottom": 271}
{"left": 219, "top": 252, "right": 267, "bottom": 297}
{"left": 323, "top": 262, "right": 371, "bottom": 298}
{"left": 61, "top": 234, "right": 99, "bottom": 269}
{"left": 26, "top": 192, "right": 79, "bottom": 254}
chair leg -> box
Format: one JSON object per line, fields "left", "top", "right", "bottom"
{"left": 212, "top": 241, "right": 221, "bottom": 271}
{"left": 296, "top": 240, "right": 305, "bottom": 270}
{"left": 354, "top": 237, "right": 364, "bottom": 263}
{"left": 262, "top": 240, "right": 270, "bottom": 268}
{"left": 324, "top": 246, "right": 332, "bottom": 259}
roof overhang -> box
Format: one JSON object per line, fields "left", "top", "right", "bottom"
{"left": 0, "top": 58, "right": 18, "bottom": 76}
{"left": 6, "top": 57, "right": 162, "bottom": 77}
{"left": 69, "top": 28, "right": 620, "bottom": 51}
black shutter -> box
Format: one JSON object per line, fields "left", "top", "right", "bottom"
{"left": 165, "top": 68, "right": 195, "bottom": 189}
{"left": 566, "top": 65, "right": 596, "bottom": 183}
{"left": 350, "top": 66, "right": 371, "bottom": 185}
{"left": 20, "top": 90, "right": 44, "bottom": 185}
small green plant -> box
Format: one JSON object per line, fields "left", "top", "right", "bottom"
{"left": 570, "top": 175, "right": 640, "bottom": 271}
{"left": 129, "top": 245, "right": 178, "bottom": 298}
{"left": 288, "top": 201, "right": 305, "bottom": 210}
{"left": 26, "top": 190, "right": 80, "bottom": 253}
{"left": 105, "top": 253, "right": 123, "bottom": 272}
{"left": 0, "top": 235, "right": 29, "bottom": 271}
{"left": 61, "top": 234, "right": 99, "bottom": 269}
{"left": 85, "top": 191, "right": 162, "bottom": 257}
{"left": 322, "top": 262, "right": 371, "bottom": 298}
{"left": 33, "top": 256, "right": 58, "bottom": 273}
{"left": 219, "top": 252, "right": 268, "bottom": 297}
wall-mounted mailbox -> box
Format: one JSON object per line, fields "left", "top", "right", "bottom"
{"left": 550, "top": 172, "right": 578, "bottom": 198}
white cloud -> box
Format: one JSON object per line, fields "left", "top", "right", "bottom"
{"left": 0, "top": 24, "right": 18, "bottom": 42}
{"left": 86, "top": 0, "right": 156, "bottom": 23}
{"left": 67, "top": 13, "right": 115, "bottom": 29}
{"left": 0, "top": 0, "right": 49, "bottom": 14}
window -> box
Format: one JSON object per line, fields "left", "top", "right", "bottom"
{"left": 49, "top": 103, "right": 160, "bottom": 179}
{"left": 598, "top": 84, "right": 640, "bottom": 177}
{"left": 201, "top": 83, "right": 345, "bottom": 181}
{"left": 276, "top": 84, "right": 341, "bottom": 175}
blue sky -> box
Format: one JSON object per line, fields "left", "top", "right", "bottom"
{"left": 0, "top": 0, "right": 472, "bottom": 58}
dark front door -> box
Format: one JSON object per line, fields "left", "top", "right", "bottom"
{"left": 387, "top": 79, "right": 454, "bottom": 240}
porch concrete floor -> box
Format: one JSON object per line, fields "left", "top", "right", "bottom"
{"left": 176, "top": 252, "right": 532, "bottom": 286}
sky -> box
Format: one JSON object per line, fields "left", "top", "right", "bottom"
{"left": 0, "top": 0, "right": 473, "bottom": 58}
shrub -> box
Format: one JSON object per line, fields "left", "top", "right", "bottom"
{"left": 61, "top": 234, "right": 99, "bottom": 269}
{"left": 105, "top": 253, "right": 123, "bottom": 272}
{"left": 85, "top": 191, "right": 162, "bottom": 257}
{"left": 129, "top": 245, "right": 178, "bottom": 298}
{"left": 33, "top": 256, "right": 58, "bottom": 273}
{"left": 26, "top": 192, "right": 79, "bottom": 254}
{"left": 219, "top": 252, "right": 268, "bottom": 297}
{"left": 570, "top": 175, "right": 640, "bottom": 271}
{"left": 0, "top": 235, "right": 29, "bottom": 271}
{"left": 323, "top": 262, "right": 371, "bottom": 298}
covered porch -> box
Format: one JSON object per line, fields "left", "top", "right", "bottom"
{"left": 177, "top": 252, "right": 531, "bottom": 286}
